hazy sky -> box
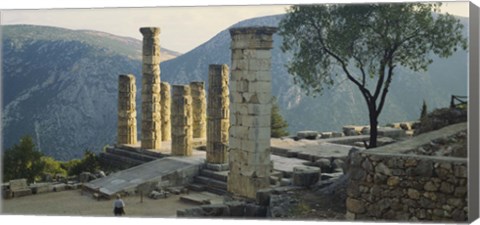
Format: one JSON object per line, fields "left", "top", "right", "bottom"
{"left": 0, "top": 0, "right": 472, "bottom": 53}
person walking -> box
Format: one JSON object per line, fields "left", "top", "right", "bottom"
{"left": 113, "top": 194, "right": 126, "bottom": 216}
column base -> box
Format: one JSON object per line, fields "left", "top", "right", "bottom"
{"left": 205, "top": 163, "right": 229, "bottom": 171}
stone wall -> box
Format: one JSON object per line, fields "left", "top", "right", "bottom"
{"left": 117, "top": 74, "right": 137, "bottom": 145}
{"left": 227, "top": 27, "right": 277, "bottom": 199}
{"left": 346, "top": 123, "right": 468, "bottom": 222}
{"left": 140, "top": 27, "right": 162, "bottom": 149}
{"left": 190, "top": 81, "right": 206, "bottom": 139}
{"left": 207, "top": 64, "right": 230, "bottom": 164}
{"left": 160, "top": 82, "right": 171, "bottom": 141}
{"left": 171, "top": 85, "right": 193, "bottom": 156}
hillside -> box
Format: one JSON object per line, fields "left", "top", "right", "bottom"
{"left": 1, "top": 14, "right": 468, "bottom": 160}
{"left": 1, "top": 25, "right": 180, "bottom": 160}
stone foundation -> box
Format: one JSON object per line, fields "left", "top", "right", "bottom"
{"left": 140, "top": 27, "right": 162, "bottom": 149}
{"left": 190, "top": 81, "right": 206, "bottom": 139}
{"left": 117, "top": 74, "right": 137, "bottom": 145}
{"left": 346, "top": 123, "right": 468, "bottom": 222}
{"left": 207, "top": 64, "right": 230, "bottom": 164}
{"left": 171, "top": 85, "right": 193, "bottom": 156}
{"left": 227, "top": 27, "right": 277, "bottom": 199}
{"left": 161, "top": 82, "right": 171, "bottom": 141}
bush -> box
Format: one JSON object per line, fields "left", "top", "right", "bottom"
{"left": 271, "top": 97, "right": 289, "bottom": 138}
{"left": 2, "top": 136, "right": 45, "bottom": 183}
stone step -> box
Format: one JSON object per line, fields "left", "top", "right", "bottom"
{"left": 187, "top": 183, "right": 206, "bottom": 192}
{"left": 271, "top": 147, "right": 297, "bottom": 158}
{"left": 194, "top": 176, "right": 228, "bottom": 190}
{"left": 105, "top": 146, "right": 159, "bottom": 163}
{"left": 199, "top": 169, "right": 228, "bottom": 182}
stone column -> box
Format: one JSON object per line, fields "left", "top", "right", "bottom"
{"left": 190, "top": 81, "right": 207, "bottom": 139}
{"left": 140, "top": 27, "right": 161, "bottom": 149}
{"left": 206, "top": 64, "right": 230, "bottom": 165}
{"left": 160, "top": 82, "right": 171, "bottom": 141}
{"left": 227, "top": 27, "right": 277, "bottom": 199}
{"left": 171, "top": 85, "right": 193, "bottom": 156}
{"left": 117, "top": 74, "right": 137, "bottom": 145}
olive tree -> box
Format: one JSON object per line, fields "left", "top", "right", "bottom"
{"left": 279, "top": 3, "right": 467, "bottom": 147}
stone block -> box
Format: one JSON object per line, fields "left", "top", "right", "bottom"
{"left": 297, "top": 131, "right": 319, "bottom": 140}
{"left": 9, "top": 179, "right": 28, "bottom": 191}
{"left": 52, "top": 183, "right": 67, "bottom": 192}
{"left": 377, "top": 127, "right": 406, "bottom": 138}
{"left": 346, "top": 197, "right": 365, "bottom": 214}
{"left": 292, "top": 166, "right": 320, "bottom": 187}
{"left": 30, "top": 183, "right": 52, "bottom": 194}
{"left": 12, "top": 188, "right": 32, "bottom": 198}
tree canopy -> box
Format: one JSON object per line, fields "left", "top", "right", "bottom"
{"left": 3, "top": 136, "right": 45, "bottom": 183}
{"left": 279, "top": 3, "right": 466, "bottom": 147}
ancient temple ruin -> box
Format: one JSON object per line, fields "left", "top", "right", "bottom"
{"left": 190, "top": 81, "right": 207, "bottom": 139}
{"left": 140, "top": 27, "right": 162, "bottom": 149}
{"left": 206, "top": 64, "right": 230, "bottom": 165}
{"left": 227, "top": 27, "right": 277, "bottom": 198}
{"left": 117, "top": 74, "right": 137, "bottom": 145}
{"left": 160, "top": 82, "right": 171, "bottom": 141}
{"left": 171, "top": 85, "right": 193, "bottom": 156}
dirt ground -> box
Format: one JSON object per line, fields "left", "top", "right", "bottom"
{"left": 1, "top": 189, "right": 198, "bottom": 218}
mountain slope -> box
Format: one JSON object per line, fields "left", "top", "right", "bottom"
{"left": 2, "top": 25, "right": 180, "bottom": 160}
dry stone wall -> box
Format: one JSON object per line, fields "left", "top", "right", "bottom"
{"left": 140, "top": 27, "right": 162, "bottom": 149}
{"left": 161, "top": 82, "right": 171, "bottom": 141}
{"left": 227, "top": 27, "right": 277, "bottom": 199}
{"left": 207, "top": 64, "right": 230, "bottom": 164}
{"left": 117, "top": 74, "right": 137, "bottom": 145}
{"left": 190, "top": 81, "right": 207, "bottom": 139}
{"left": 346, "top": 123, "right": 468, "bottom": 222}
{"left": 171, "top": 85, "right": 193, "bottom": 156}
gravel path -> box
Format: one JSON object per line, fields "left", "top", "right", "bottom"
{"left": 1, "top": 189, "right": 198, "bottom": 218}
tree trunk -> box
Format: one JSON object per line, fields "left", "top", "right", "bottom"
{"left": 368, "top": 104, "right": 378, "bottom": 148}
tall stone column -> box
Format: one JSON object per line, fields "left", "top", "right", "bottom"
{"left": 117, "top": 74, "right": 137, "bottom": 145}
{"left": 140, "top": 27, "right": 161, "bottom": 149}
{"left": 227, "top": 27, "right": 277, "bottom": 199}
{"left": 171, "top": 85, "right": 193, "bottom": 156}
{"left": 207, "top": 64, "right": 230, "bottom": 165}
{"left": 160, "top": 82, "right": 171, "bottom": 141}
{"left": 190, "top": 81, "right": 207, "bottom": 139}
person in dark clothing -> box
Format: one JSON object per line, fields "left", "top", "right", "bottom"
{"left": 113, "top": 194, "right": 126, "bottom": 216}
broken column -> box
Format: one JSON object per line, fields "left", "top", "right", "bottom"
{"left": 190, "top": 81, "right": 207, "bottom": 139}
{"left": 171, "top": 85, "right": 193, "bottom": 156}
{"left": 206, "top": 64, "right": 230, "bottom": 166}
{"left": 140, "top": 27, "right": 161, "bottom": 149}
{"left": 118, "top": 74, "right": 137, "bottom": 145}
{"left": 160, "top": 82, "right": 171, "bottom": 141}
{"left": 227, "top": 27, "right": 277, "bottom": 199}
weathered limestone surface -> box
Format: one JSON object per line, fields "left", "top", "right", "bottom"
{"left": 190, "top": 81, "right": 207, "bottom": 139}
{"left": 171, "top": 85, "right": 193, "bottom": 156}
{"left": 117, "top": 74, "right": 137, "bottom": 145}
{"left": 227, "top": 27, "right": 277, "bottom": 199}
{"left": 345, "top": 123, "right": 468, "bottom": 222}
{"left": 207, "top": 64, "right": 230, "bottom": 164}
{"left": 140, "top": 27, "right": 162, "bottom": 149}
{"left": 161, "top": 82, "right": 171, "bottom": 141}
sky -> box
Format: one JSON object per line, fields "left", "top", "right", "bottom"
{"left": 0, "top": 0, "right": 472, "bottom": 54}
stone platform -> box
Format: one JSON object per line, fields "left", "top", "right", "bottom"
{"left": 84, "top": 156, "right": 205, "bottom": 198}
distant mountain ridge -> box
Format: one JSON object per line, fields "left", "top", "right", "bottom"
{"left": 1, "top": 14, "right": 468, "bottom": 160}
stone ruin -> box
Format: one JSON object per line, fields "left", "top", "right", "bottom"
{"left": 117, "top": 74, "right": 137, "bottom": 145}
{"left": 110, "top": 26, "right": 469, "bottom": 222}
{"left": 171, "top": 85, "right": 193, "bottom": 156}
{"left": 206, "top": 64, "right": 230, "bottom": 165}
{"left": 160, "top": 82, "right": 171, "bottom": 141}
{"left": 140, "top": 27, "right": 162, "bottom": 150}
{"left": 227, "top": 27, "right": 277, "bottom": 199}
{"left": 190, "top": 81, "right": 207, "bottom": 139}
